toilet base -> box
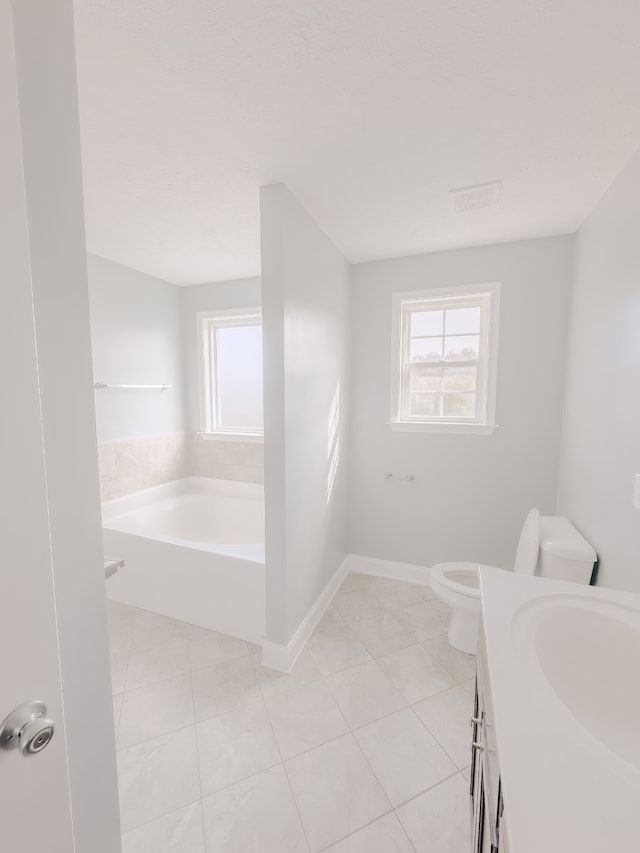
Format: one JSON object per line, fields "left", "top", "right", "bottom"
{"left": 447, "top": 606, "right": 480, "bottom": 655}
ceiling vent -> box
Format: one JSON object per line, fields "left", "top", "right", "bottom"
{"left": 450, "top": 181, "right": 501, "bottom": 214}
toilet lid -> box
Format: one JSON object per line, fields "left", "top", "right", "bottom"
{"left": 514, "top": 508, "right": 540, "bottom": 575}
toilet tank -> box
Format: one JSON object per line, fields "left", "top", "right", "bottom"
{"left": 536, "top": 516, "right": 597, "bottom": 585}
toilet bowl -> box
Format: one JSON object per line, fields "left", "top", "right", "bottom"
{"left": 430, "top": 509, "right": 596, "bottom": 654}
{"left": 429, "top": 562, "right": 496, "bottom": 655}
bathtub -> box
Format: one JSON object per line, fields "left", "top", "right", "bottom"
{"left": 102, "top": 476, "right": 265, "bottom": 643}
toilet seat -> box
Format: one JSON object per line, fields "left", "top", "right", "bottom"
{"left": 430, "top": 561, "right": 500, "bottom": 600}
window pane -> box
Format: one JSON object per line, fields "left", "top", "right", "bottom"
{"left": 410, "top": 392, "right": 441, "bottom": 417}
{"left": 410, "top": 337, "right": 442, "bottom": 362}
{"left": 443, "top": 393, "right": 476, "bottom": 418}
{"left": 216, "top": 324, "right": 263, "bottom": 430}
{"left": 410, "top": 366, "right": 442, "bottom": 392}
{"left": 445, "top": 307, "right": 481, "bottom": 335}
{"left": 394, "top": 287, "right": 497, "bottom": 428}
{"left": 444, "top": 335, "right": 479, "bottom": 361}
{"left": 442, "top": 365, "right": 476, "bottom": 392}
{"left": 411, "top": 310, "right": 443, "bottom": 337}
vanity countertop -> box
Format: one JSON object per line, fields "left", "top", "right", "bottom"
{"left": 479, "top": 567, "right": 640, "bottom": 853}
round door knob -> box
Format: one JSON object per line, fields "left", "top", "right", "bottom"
{"left": 17, "top": 717, "right": 55, "bottom": 756}
{"left": 0, "top": 701, "right": 55, "bottom": 757}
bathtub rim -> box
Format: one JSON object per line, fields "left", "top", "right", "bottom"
{"left": 101, "top": 475, "right": 265, "bottom": 564}
{"left": 102, "top": 475, "right": 263, "bottom": 519}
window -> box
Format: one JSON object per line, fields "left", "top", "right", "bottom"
{"left": 199, "top": 309, "right": 264, "bottom": 437}
{"left": 391, "top": 284, "right": 500, "bottom": 434}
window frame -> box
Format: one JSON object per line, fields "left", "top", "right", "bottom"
{"left": 197, "top": 307, "right": 264, "bottom": 440}
{"left": 390, "top": 283, "right": 500, "bottom": 435}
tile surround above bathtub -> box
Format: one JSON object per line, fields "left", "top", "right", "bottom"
{"left": 189, "top": 433, "right": 264, "bottom": 485}
{"left": 97, "top": 432, "right": 264, "bottom": 502}
{"left": 98, "top": 433, "right": 188, "bottom": 502}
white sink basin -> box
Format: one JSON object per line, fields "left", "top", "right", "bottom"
{"left": 512, "top": 594, "right": 640, "bottom": 773}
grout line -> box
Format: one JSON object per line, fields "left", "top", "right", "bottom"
{"left": 406, "top": 679, "right": 469, "bottom": 705}
{"left": 188, "top": 644, "right": 259, "bottom": 672}
{"left": 115, "top": 719, "right": 200, "bottom": 837}
{"left": 324, "top": 668, "right": 408, "bottom": 729}
{"left": 275, "top": 726, "right": 352, "bottom": 764}
{"left": 347, "top": 700, "right": 410, "bottom": 734}
{"left": 110, "top": 608, "right": 204, "bottom": 848}
{"left": 121, "top": 646, "right": 257, "bottom": 697}
{"left": 394, "top": 809, "right": 419, "bottom": 853}
{"left": 420, "top": 652, "right": 476, "bottom": 686}
{"left": 314, "top": 807, "right": 397, "bottom": 852}
{"left": 307, "top": 656, "right": 374, "bottom": 680}
{"left": 120, "top": 798, "right": 203, "bottom": 842}
{"left": 200, "top": 754, "right": 284, "bottom": 797}
{"left": 189, "top": 658, "right": 207, "bottom": 851}
{"left": 347, "top": 717, "right": 393, "bottom": 797}
{"left": 115, "top": 630, "right": 134, "bottom": 730}
{"left": 112, "top": 692, "right": 124, "bottom": 743}
{"left": 261, "top": 692, "right": 313, "bottom": 852}
{"left": 391, "top": 766, "right": 462, "bottom": 812}
{"left": 315, "top": 808, "right": 420, "bottom": 853}
{"left": 121, "top": 660, "right": 191, "bottom": 697}
{"left": 122, "top": 800, "right": 200, "bottom": 838}
{"left": 114, "top": 703, "right": 197, "bottom": 754}
{"left": 307, "top": 653, "right": 402, "bottom": 845}
{"left": 418, "top": 642, "right": 462, "bottom": 679}
{"left": 189, "top": 648, "right": 256, "bottom": 676}
{"left": 334, "top": 727, "right": 400, "bottom": 847}
{"left": 194, "top": 696, "right": 265, "bottom": 730}
{"left": 405, "top": 699, "right": 468, "bottom": 772}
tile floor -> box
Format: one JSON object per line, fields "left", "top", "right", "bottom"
{"left": 108, "top": 572, "right": 476, "bottom": 852}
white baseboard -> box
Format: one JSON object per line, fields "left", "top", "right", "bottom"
{"left": 261, "top": 555, "right": 350, "bottom": 673}
{"left": 343, "top": 553, "right": 431, "bottom": 586}
{"left": 261, "top": 553, "right": 431, "bottom": 673}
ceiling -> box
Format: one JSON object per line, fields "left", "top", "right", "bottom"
{"left": 73, "top": 0, "right": 640, "bottom": 286}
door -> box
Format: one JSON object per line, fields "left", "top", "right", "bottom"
{"left": 0, "top": 1, "right": 120, "bottom": 851}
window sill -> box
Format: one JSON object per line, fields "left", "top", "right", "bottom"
{"left": 197, "top": 432, "right": 264, "bottom": 444}
{"left": 389, "top": 421, "right": 498, "bottom": 436}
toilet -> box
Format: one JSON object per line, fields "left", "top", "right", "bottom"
{"left": 430, "top": 509, "right": 597, "bottom": 654}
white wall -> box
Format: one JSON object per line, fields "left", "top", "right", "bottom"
{"left": 88, "top": 253, "right": 186, "bottom": 443}
{"left": 557, "top": 148, "right": 640, "bottom": 592}
{"left": 182, "top": 276, "right": 261, "bottom": 432}
{"left": 349, "top": 236, "right": 573, "bottom": 570}
{"left": 261, "top": 184, "right": 350, "bottom": 645}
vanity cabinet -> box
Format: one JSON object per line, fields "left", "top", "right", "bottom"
{"left": 470, "top": 639, "right": 508, "bottom": 853}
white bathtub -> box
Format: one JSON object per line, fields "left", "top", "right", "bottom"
{"left": 102, "top": 477, "right": 265, "bottom": 643}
